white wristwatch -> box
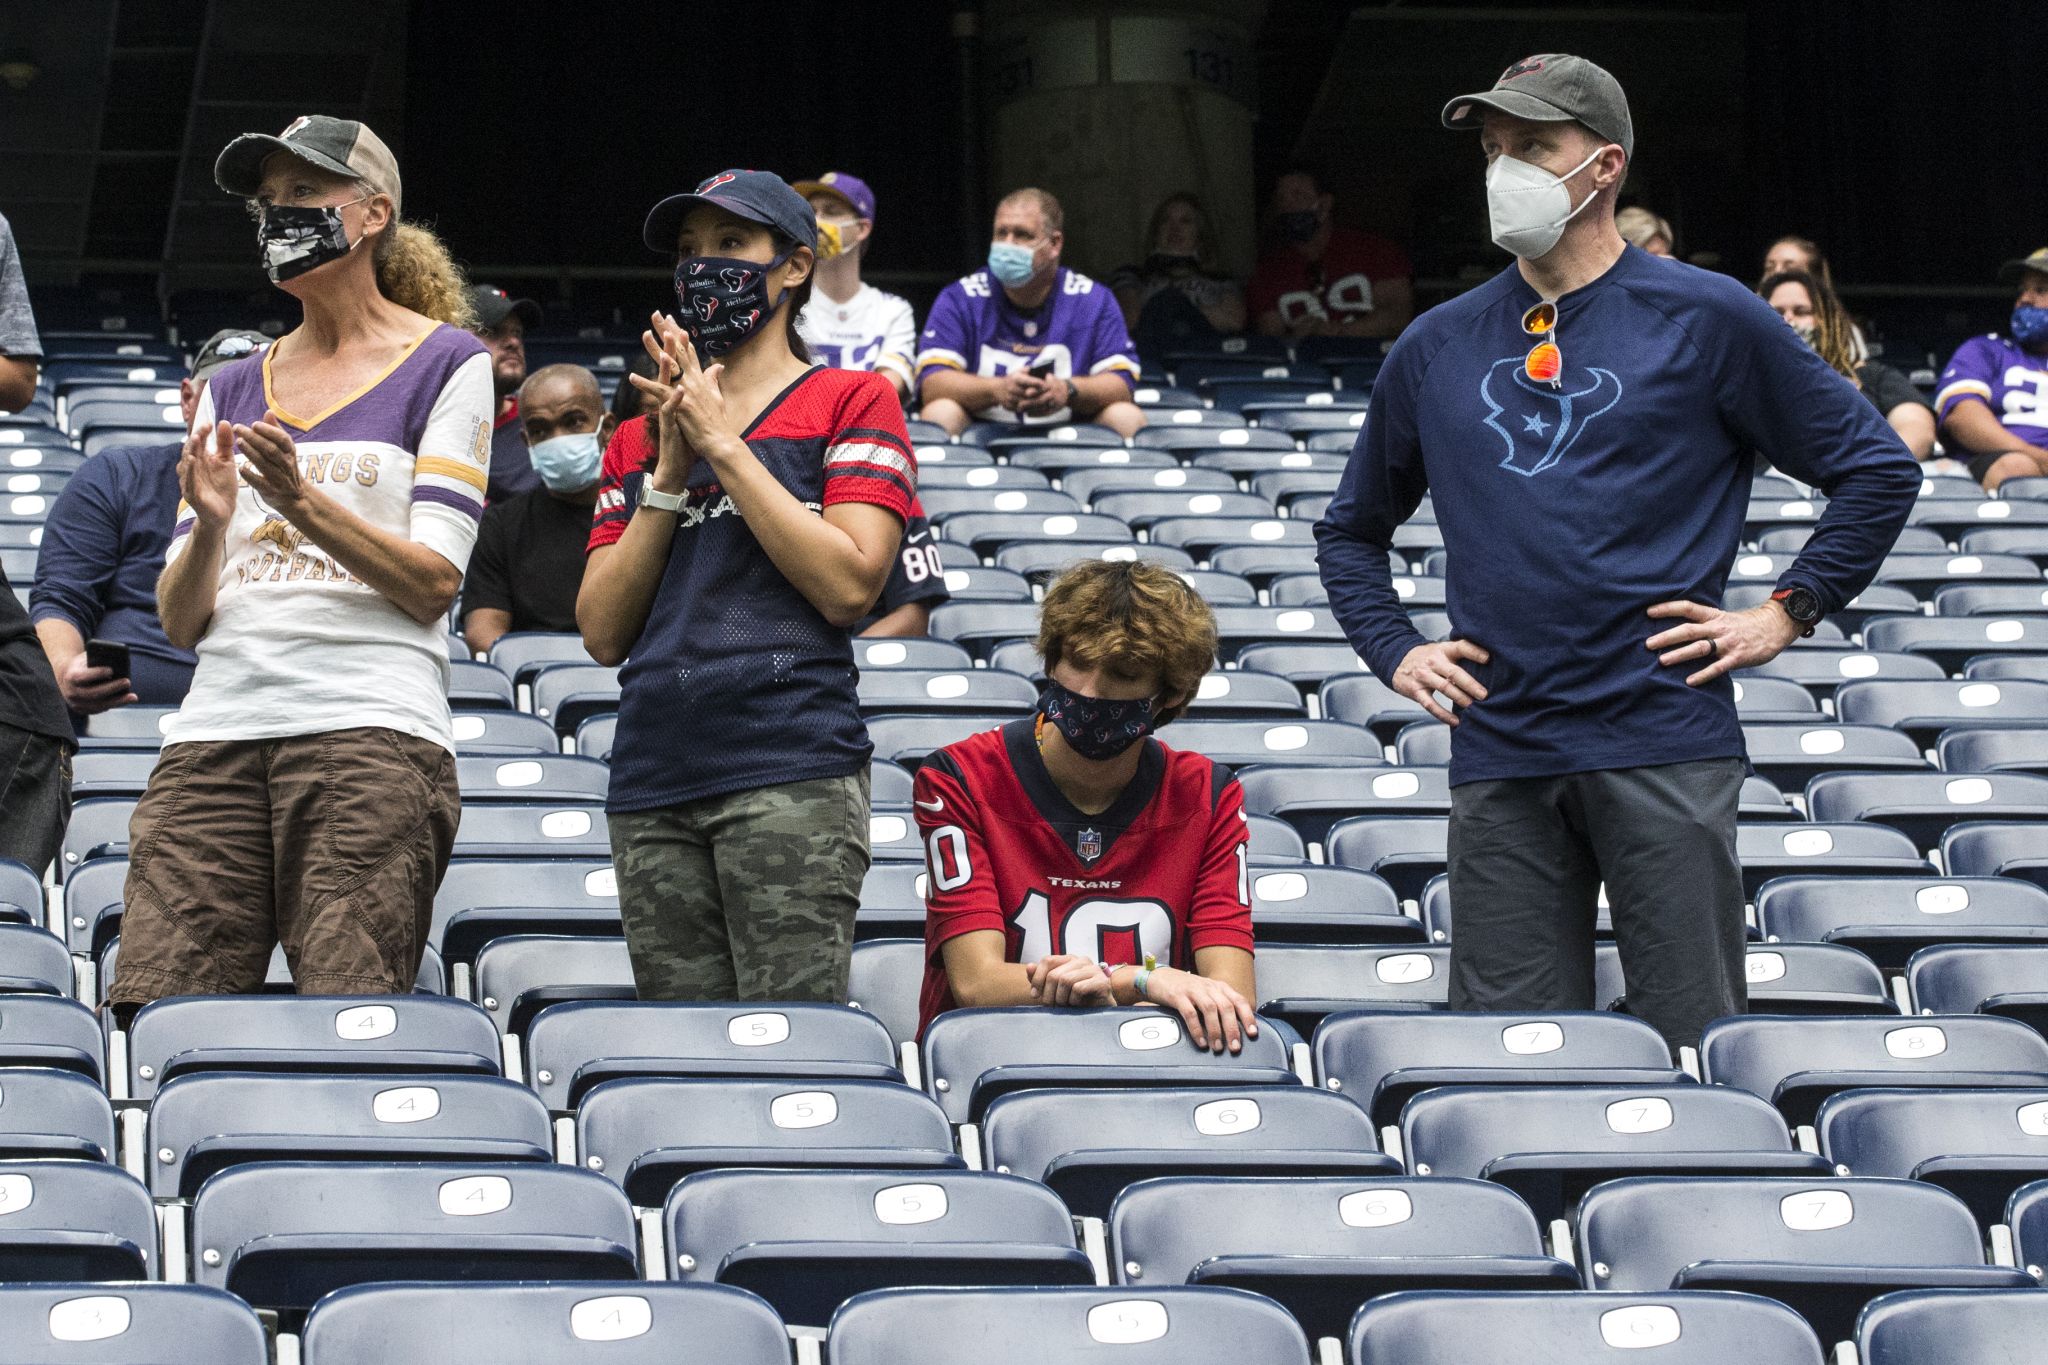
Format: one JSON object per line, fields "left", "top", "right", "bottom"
{"left": 638, "top": 481, "right": 688, "bottom": 513}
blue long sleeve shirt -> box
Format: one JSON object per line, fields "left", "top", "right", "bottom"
{"left": 1314, "top": 247, "right": 1920, "bottom": 786}
{"left": 29, "top": 442, "right": 197, "bottom": 695}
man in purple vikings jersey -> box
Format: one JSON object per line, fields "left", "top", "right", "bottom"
{"left": 1935, "top": 247, "right": 2048, "bottom": 490}
{"left": 916, "top": 188, "right": 1146, "bottom": 438}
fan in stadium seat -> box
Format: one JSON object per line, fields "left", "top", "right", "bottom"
{"left": 1402, "top": 1084, "right": 1830, "bottom": 1225}
{"left": 0, "top": 1160, "right": 154, "bottom": 1282}
{"left": 664, "top": 1168, "right": 1093, "bottom": 1327}
{"left": 1109, "top": 1175, "right": 1574, "bottom": 1339}
{"left": 576, "top": 1076, "right": 960, "bottom": 1205}
{"left": 190, "top": 1161, "right": 637, "bottom": 1318}
{"left": 1351, "top": 1289, "right": 1828, "bottom": 1365}
{"left": 1251, "top": 168, "right": 1413, "bottom": 342}
{"left": 1698, "top": 1014, "right": 2048, "bottom": 1125}
{"left": 1906, "top": 943, "right": 2048, "bottom": 1032}
{"left": 915, "top": 188, "right": 1145, "bottom": 438}
{"left": 1933, "top": 248, "right": 2048, "bottom": 491}
{"left": 0, "top": 1284, "right": 268, "bottom": 1365}
{"left": 300, "top": 1281, "right": 792, "bottom": 1365}
{"left": 828, "top": 1285, "right": 1312, "bottom": 1365}
{"left": 1857, "top": 1287, "right": 2048, "bottom": 1365}
{"left": 1816, "top": 1088, "right": 2048, "bottom": 1226}
{"left": 981, "top": 1087, "right": 1397, "bottom": 1219}
{"left": 1597, "top": 942, "right": 1892, "bottom": 1016}
{"left": 1575, "top": 1176, "right": 2031, "bottom": 1344}
{"left": 1110, "top": 190, "right": 1252, "bottom": 351}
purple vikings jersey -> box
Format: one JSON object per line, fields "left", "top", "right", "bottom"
{"left": 1935, "top": 333, "right": 2048, "bottom": 448}
{"left": 915, "top": 267, "right": 1139, "bottom": 425}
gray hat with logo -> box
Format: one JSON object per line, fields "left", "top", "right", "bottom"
{"left": 214, "top": 115, "right": 403, "bottom": 212}
{"left": 1442, "top": 53, "right": 1634, "bottom": 162}
{"left": 189, "top": 329, "right": 270, "bottom": 384}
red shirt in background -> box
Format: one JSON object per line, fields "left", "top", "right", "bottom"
{"left": 1248, "top": 227, "right": 1413, "bottom": 331}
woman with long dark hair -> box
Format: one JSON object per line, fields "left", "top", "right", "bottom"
{"left": 578, "top": 170, "right": 914, "bottom": 1002}
{"left": 1762, "top": 268, "right": 1935, "bottom": 459}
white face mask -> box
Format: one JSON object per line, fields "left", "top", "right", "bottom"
{"left": 1485, "top": 148, "right": 1605, "bottom": 259}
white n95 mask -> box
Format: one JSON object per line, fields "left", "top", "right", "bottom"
{"left": 1486, "top": 148, "right": 1604, "bottom": 260}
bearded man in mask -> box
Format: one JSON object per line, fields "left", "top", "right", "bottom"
{"left": 1249, "top": 167, "right": 1413, "bottom": 340}
{"left": 1313, "top": 54, "right": 1919, "bottom": 1057}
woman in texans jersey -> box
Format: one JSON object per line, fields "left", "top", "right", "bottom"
{"left": 915, "top": 560, "right": 1257, "bottom": 1051}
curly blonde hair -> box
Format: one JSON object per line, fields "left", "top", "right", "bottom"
{"left": 369, "top": 212, "right": 474, "bottom": 328}
{"left": 1038, "top": 560, "right": 1217, "bottom": 725}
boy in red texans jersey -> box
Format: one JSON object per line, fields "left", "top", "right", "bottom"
{"left": 914, "top": 560, "right": 1257, "bottom": 1051}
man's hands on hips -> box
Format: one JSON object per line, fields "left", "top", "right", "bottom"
{"left": 1393, "top": 638, "right": 1490, "bottom": 726}
{"left": 1647, "top": 600, "right": 1803, "bottom": 686}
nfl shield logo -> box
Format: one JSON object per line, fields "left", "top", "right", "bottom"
{"left": 1077, "top": 828, "right": 1102, "bottom": 862}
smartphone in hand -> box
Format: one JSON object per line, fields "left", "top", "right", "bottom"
{"left": 84, "top": 638, "right": 131, "bottom": 679}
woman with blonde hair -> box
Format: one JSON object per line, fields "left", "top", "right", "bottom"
{"left": 1616, "top": 206, "right": 1673, "bottom": 257}
{"left": 109, "top": 116, "right": 491, "bottom": 1013}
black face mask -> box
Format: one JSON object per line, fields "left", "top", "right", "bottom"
{"left": 257, "top": 200, "right": 363, "bottom": 284}
{"left": 1041, "top": 679, "right": 1158, "bottom": 762}
{"left": 1276, "top": 209, "right": 1321, "bottom": 244}
{"left": 674, "top": 250, "right": 792, "bottom": 359}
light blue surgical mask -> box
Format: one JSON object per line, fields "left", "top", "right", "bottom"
{"left": 987, "top": 241, "right": 1040, "bottom": 288}
{"left": 528, "top": 430, "right": 603, "bottom": 493}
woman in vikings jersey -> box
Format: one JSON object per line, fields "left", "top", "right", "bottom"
{"left": 915, "top": 560, "right": 1258, "bottom": 1051}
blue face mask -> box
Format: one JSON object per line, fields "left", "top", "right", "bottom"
{"left": 2013, "top": 305, "right": 2048, "bottom": 349}
{"left": 1041, "top": 679, "right": 1157, "bottom": 762}
{"left": 987, "top": 241, "right": 1040, "bottom": 289}
{"left": 527, "top": 430, "right": 603, "bottom": 493}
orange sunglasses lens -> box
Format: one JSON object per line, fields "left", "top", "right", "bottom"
{"left": 1524, "top": 341, "right": 1562, "bottom": 384}
{"left": 1522, "top": 302, "right": 1557, "bottom": 335}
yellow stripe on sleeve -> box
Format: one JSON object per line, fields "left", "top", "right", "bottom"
{"left": 416, "top": 455, "right": 489, "bottom": 492}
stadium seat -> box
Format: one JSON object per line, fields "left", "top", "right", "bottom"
{"left": 0, "top": 997, "right": 100, "bottom": 1083}
{"left": 1007, "top": 444, "right": 1177, "bottom": 475}
{"left": 1194, "top": 446, "right": 1350, "bottom": 477}
{"left": 98, "top": 936, "right": 445, "bottom": 1002}
{"left": 1740, "top": 723, "right": 1929, "bottom": 789}
{"left": 1597, "top": 942, "right": 1893, "bottom": 1016}
{"left": 1734, "top": 676, "right": 1823, "bottom": 721}
{"left": 1401, "top": 1085, "right": 1830, "bottom": 1225}
{"left": 847, "top": 938, "right": 922, "bottom": 1049}
{"left": 1932, "top": 584, "right": 2048, "bottom": 616}
{"left": 920, "top": 1007, "right": 1297, "bottom": 1125}
{"left": 525, "top": 1001, "right": 899, "bottom": 1110}
{"left": 939, "top": 512, "right": 1132, "bottom": 558}
{"left": 1873, "top": 552, "right": 2041, "bottom": 598}
{"left": 1918, "top": 497, "right": 2048, "bottom": 539}
{"left": 1393, "top": 722, "right": 1450, "bottom": 767}
{"left": 447, "top": 710, "right": 563, "bottom": 755}
{"left": 1967, "top": 655, "right": 2048, "bottom": 682}
{"left": 1943, "top": 821, "right": 2048, "bottom": 891}
{"left": 1756, "top": 875, "right": 2048, "bottom": 968}
{"left": 868, "top": 806, "right": 925, "bottom": 861}
{"left": 987, "top": 424, "right": 1130, "bottom": 454}
{"left": 1153, "top": 516, "right": 1316, "bottom": 562}
{"left": 1906, "top": 944, "right": 2048, "bottom": 1032}
{"left": 980, "top": 1086, "right": 1395, "bottom": 1218}
{"left": 1209, "top": 544, "right": 1326, "bottom": 587}
{"left": 454, "top": 754, "right": 610, "bottom": 804}
{"left": 445, "top": 659, "right": 514, "bottom": 710}
{"left": 1418, "top": 876, "right": 1645, "bottom": 946}
{"left": 575, "top": 714, "right": 615, "bottom": 761}
{"left": 996, "top": 540, "right": 1196, "bottom": 583}
{"left": 1698, "top": 1014, "right": 2048, "bottom": 1125}
{"left": 1130, "top": 383, "right": 1205, "bottom": 408}
{"left": 919, "top": 463, "right": 1053, "bottom": 490}
{"left": 144, "top": 1072, "right": 554, "bottom": 1197}
{"left": 1184, "top": 670, "right": 1307, "bottom": 718}
{"left": 1240, "top": 767, "right": 1452, "bottom": 844}
{"left": 825, "top": 1285, "right": 1313, "bottom": 1365}
{"left": 0, "top": 1283, "right": 267, "bottom": 1365}
{"left": 854, "top": 636, "right": 975, "bottom": 671}
{"left": 1326, "top": 816, "right": 1449, "bottom": 901}
{"left": 123, "top": 994, "right": 499, "bottom": 1099}
{"left": 0, "top": 1161, "right": 154, "bottom": 1281}
{"left": 1574, "top": 1176, "right": 2030, "bottom": 1343}
{"left": 921, "top": 487, "right": 1080, "bottom": 520}
{"left": 935, "top": 565, "right": 1034, "bottom": 602}
{"left": 855, "top": 860, "right": 927, "bottom": 939}
{"left": 1244, "top": 865, "right": 1425, "bottom": 945}
{"left": 575, "top": 1076, "right": 960, "bottom": 1205}
{"left": 1856, "top": 1287, "right": 2048, "bottom": 1365}
{"left": 1349, "top": 1289, "right": 1828, "bottom": 1365}
{"left": 1752, "top": 650, "right": 1945, "bottom": 701}
{"left": 1311, "top": 1010, "right": 1682, "bottom": 1129}
{"left": 2011, "top": 1180, "right": 2048, "bottom": 1273}
{"left": 473, "top": 934, "right": 632, "bottom": 1036}
{"left": 0, "top": 925, "right": 74, "bottom": 996}
{"left": 0, "top": 1067, "right": 114, "bottom": 1163}
{"left": 432, "top": 858, "right": 619, "bottom": 963}
{"left": 1246, "top": 813, "right": 1308, "bottom": 863}
{"left": 58, "top": 796, "right": 132, "bottom": 874}
{"left": 66, "top": 750, "right": 159, "bottom": 799}
{"left": 1093, "top": 492, "right": 1277, "bottom": 532}
{"left": 871, "top": 760, "right": 915, "bottom": 806}
{"left": 1066, "top": 466, "right": 1237, "bottom": 503}
{"left": 1161, "top": 719, "right": 1382, "bottom": 769}
{"left": 189, "top": 1161, "right": 637, "bottom": 1314}
{"left": 928, "top": 602, "right": 1047, "bottom": 656}
{"left": 530, "top": 665, "right": 623, "bottom": 735}
{"left": 1254, "top": 945, "right": 1450, "bottom": 1033}
{"left": 300, "top": 1281, "right": 792, "bottom": 1365}
{"left": 664, "top": 1168, "right": 1093, "bottom": 1326}
{"left": 1803, "top": 772, "right": 2048, "bottom": 850}
{"left": 1863, "top": 617, "right": 2048, "bottom": 673}
{"left": 1948, "top": 724, "right": 2048, "bottom": 777}
{"left": 1739, "top": 775, "right": 1798, "bottom": 819}
{"left": 485, "top": 631, "right": 594, "bottom": 687}
{"left": 1815, "top": 1087, "right": 2048, "bottom": 1225}
{"left": 855, "top": 668, "right": 1039, "bottom": 716}
{"left": 451, "top": 802, "right": 609, "bottom": 859}
{"left": 1108, "top": 1175, "right": 1576, "bottom": 1338}
{"left": 1734, "top": 823, "right": 1931, "bottom": 899}
{"left": 1318, "top": 674, "right": 1431, "bottom": 742}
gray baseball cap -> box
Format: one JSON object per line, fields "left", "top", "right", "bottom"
{"left": 1442, "top": 54, "right": 1634, "bottom": 161}
{"left": 189, "top": 329, "right": 269, "bottom": 384}
{"left": 214, "top": 115, "right": 403, "bottom": 212}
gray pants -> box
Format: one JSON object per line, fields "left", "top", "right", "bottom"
{"left": 0, "top": 721, "right": 69, "bottom": 875}
{"left": 608, "top": 769, "right": 870, "bottom": 1003}
{"left": 1446, "top": 757, "right": 1747, "bottom": 1053}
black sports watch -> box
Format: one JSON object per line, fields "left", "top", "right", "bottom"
{"left": 1771, "top": 585, "right": 1822, "bottom": 638}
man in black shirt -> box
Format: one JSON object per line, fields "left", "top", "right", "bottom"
{"left": 462, "top": 364, "right": 612, "bottom": 655}
{"left": 0, "top": 567, "right": 73, "bottom": 872}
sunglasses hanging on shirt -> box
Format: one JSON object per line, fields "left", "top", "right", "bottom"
{"left": 1521, "top": 300, "right": 1562, "bottom": 387}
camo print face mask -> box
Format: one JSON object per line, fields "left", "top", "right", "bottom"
{"left": 674, "top": 249, "right": 793, "bottom": 359}
{"left": 257, "top": 199, "right": 366, "bottom": 284}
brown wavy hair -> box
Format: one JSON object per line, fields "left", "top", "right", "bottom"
{"left": 1760, "top": 268, "right": 1857, "bottom": 380}
{"left": 1038, "top": 560, "right": 1217, "bottom": 726}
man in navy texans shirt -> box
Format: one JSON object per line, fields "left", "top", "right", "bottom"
{"left": 1315, "top": 54, "right": 1918, "bottom": 1054}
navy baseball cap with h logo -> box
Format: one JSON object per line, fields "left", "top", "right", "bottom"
{"left": 642, "top": 170, "right": 819, "bottom": 255}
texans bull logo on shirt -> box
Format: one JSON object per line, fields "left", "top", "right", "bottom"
{"left": 1479, "top": 356, "right": 1624, "bottom": 478}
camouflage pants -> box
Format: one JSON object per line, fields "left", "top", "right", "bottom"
{"left": 608, "top": 769, "right": 870, "bottom": 1003}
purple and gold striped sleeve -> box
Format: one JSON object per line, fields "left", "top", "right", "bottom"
{"left": 407, "top": 351, "right": 494, "bottom": 571}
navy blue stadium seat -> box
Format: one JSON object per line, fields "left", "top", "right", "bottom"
{"left": 1575, "top": 1176, "right": 2030, "bottom": 1344}
{"left": 1698, "top": 1014, "right": 2048, "bottom": 1125}
{"left": 432, "top": 858, "right": 619, "bottom": 963}
{"left": 934, "top": 565, "right": 1033, "bottom": 602}
{"left": 145, "top": 1072, "right": 553, "bottom": 1198}
{"left": 1244, "top": 865, "right": 1424, "bottom": 945}
{"left": 1193, "top": 445, "right": 1349, "bottom": 476}
{"left": 1402, "top": 1085, "right": 1830, "bottom": 1224}
{"left": 123, "top": 995, "right": 499, "bottom": 1099}
{"left": 1312, "top": 1010, "right": 1682, "bottom": 1129}
{"left": 448, "top": 709, "right": 563, "bottom": 755}
{"left": 1319, "top": 674, "right": 1434, "bottom": 742}
{"left": 0, "top": 1161, "right": 153, "bottom": 1281}
{"left": 1208, "top": 544, "right": 1326, "bottom": 586}
{"left": 65, "top": 750, "right": 159, "bottom": 799}
{"left": 99, "top": 936, "right": 444, "bottom": 1002}
{"left": 826, "top": 1285, "right": 1312, "bottom": 1365}
{"left": 1246, "top": 812, "right": 1308, "bottom": 863}
{"left": 451, "top": 803, "right": 608, "bottom": 859}
{"left": 1109, "top": 1175, "right": 1575, "bottom": 1338}
{"left": 1007, "top": 444, "right": 1177, "bottom": 475}
{"left": 1816, "top": 1088, "right": 2048, "bottom": 1225}
{"left": 1733, "top": 823, "right": 1931, "bottom": 899}
{"left": 1803, "top": 772, "right": 2048, "bottom": 850}
{"left": 1857, "top": 1288, "right": 2048, "bottom": 1365}
{"left": 300, "top": 1281, "right": 791, "bottom": 1365}
{"left": 855, "top": 860, "right": 927, "bottom": 939}
{"left": 856, "top": 668, "right": 1038, "bottom": 716}
{"left": 190, "top": 1161, "right": 637, "bottom": 1314}
{"left": 1327, "top": 817, "right": 1449, "bottom": 901}
{"left": 525, "top": 1001, "right": 899, "bottom": 1110}
{"left": 1392, "top": 722, "right": 1450, "bottom": 767}
{"left": 1598, "top": 942, "right": 1892, "bottom": 1016}
{"left": 981, "top": 1086, "right": 1394, "bottom": 1218}
{"left": 58, "top": 796, "right": 133, "bottom": 875}
{"left": 1065, "top": 466, "right": 1236, "bottom": 502}
{"left": 1917, "top": 497, "right": 2048, "bottom": 538}
{"left": 871, "top": 760, "right": 915, "bottom": 806}
{"left": 1241, "top": 767, "right": 1452, "bottom": 845}
{"left": 0, "top": 997, "right": 100, "bottom": 1083}
{"left": 921, "top": 1007, "right": 1297, "bottom": 1125}
{"left": 473, "top": 934, "right": 633, "bottom": 1035}
{"left": 1906, "top": 944, "right": 2048, "bottom": 1032}
{"left": 867, "top": 806, "right": 925, "bottom": 861}
{"left": 1944, "top": 820, "right": 2048, "bottom": 890}
{"left": 0, "top": 1068, "right": 113, "bottom": 1163}
{"left": 847, "top": 938, "right": 922, "bottom": 1049}
{"left": 1864, "top": 616, "right": 2048, "bottom": 673}
{"left": 986, "top": 424, "right": 1129, "bottom": 454}
{"left": 576, "top": 1076, "right": 960, "bottom": 1204}
{"left": 1254, "top": 945, "right": 1450, "bottom": 1033}
{"left": 0, "top": 925, "right": 73, "bottom": 996}
{"left": 0, "top": 1284, "right": 267, "bottom": 1365}
{"left": 1734, "top": 676, "right": 1823, "bottom": 720}
{"left": 919, "top": 463, "right": 1052, "bottom": 491}
{"left": 1751, "top": 650, "right": 1945, "bottom": 701}
{"left": 1349, "top": 1289, "right": 1827, "bottom": 1365}
{"left": 1968, "top": 655, "right": 2048, "bottom": 682}
{"left": 664, "top": 1168, "right": 1092, "bottom": 1326}
{"left": 2011, "top": 1180, "right": 2048, "bottom": 1272}
{"left": 1740, "top": 723, "right": 1929, "bottom": 789}
{"left": 854, "top": 636, "right": 975, "bottom": 671}
{"left": 1757, "top": 875, "right": 2048, "bottom": 968}
{"left": 1093, "top": 491, "right": 1276, "bottom": 530}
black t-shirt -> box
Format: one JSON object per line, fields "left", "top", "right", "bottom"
{"left": 855, "top": 505, "right": 949, "bottom": 633}
{"left": 486, "top": 405, "right": 541, "bottom": 504}
{"left": 461, "top": 488, "right": 591, "bottom": 633}
{"left": 0, "top": 566, "right": 74, "bottom": 743}
{"left": 1857, "top": 361, "right": 1931, "bottom": 419}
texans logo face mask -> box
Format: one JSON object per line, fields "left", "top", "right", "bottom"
{"left": 1041, "top": 679, "right": 1158, "bottom": 761}
{"left": 673, "top": 250, "right": 791, "bottom": 358}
